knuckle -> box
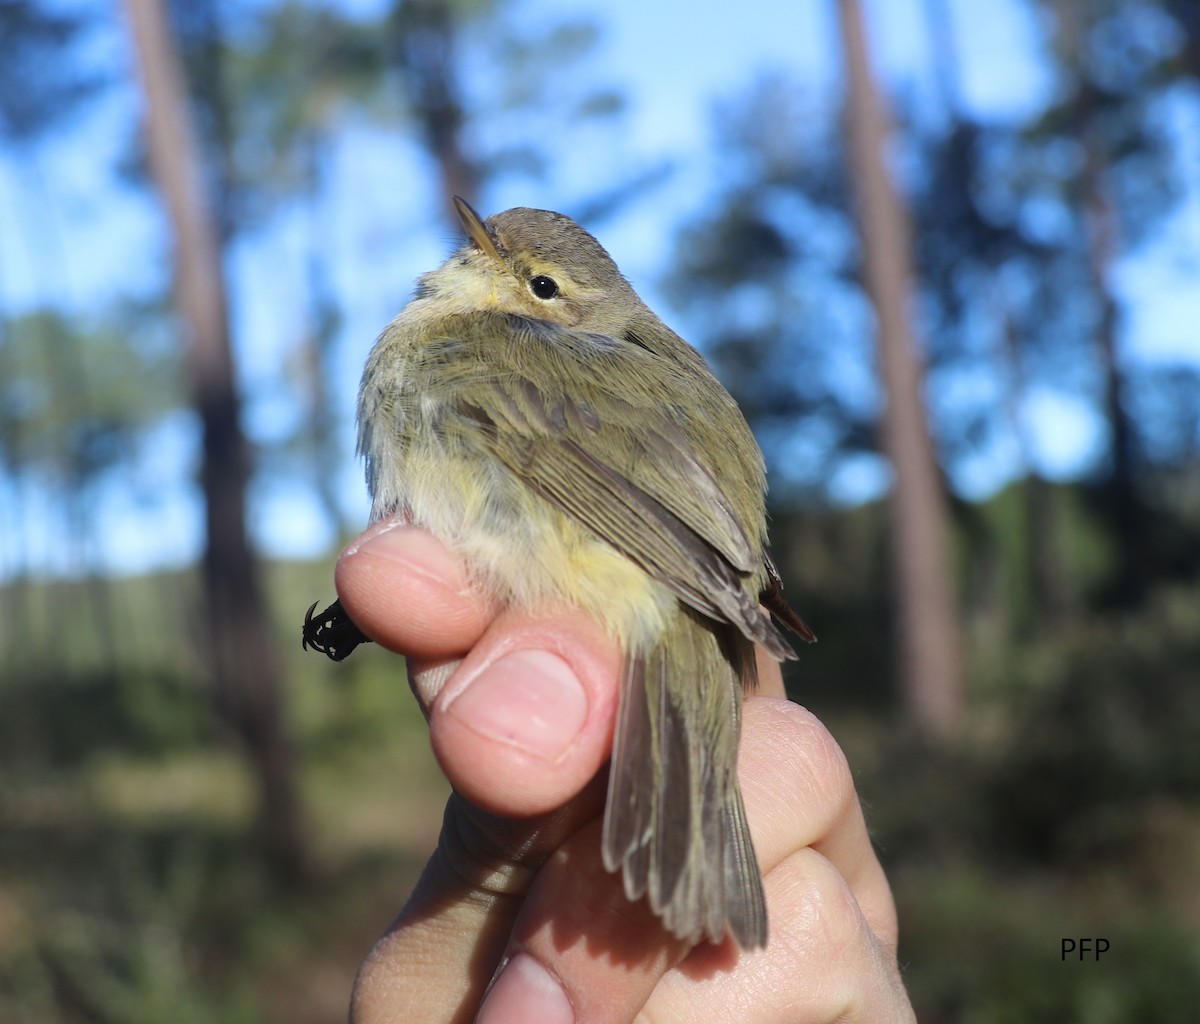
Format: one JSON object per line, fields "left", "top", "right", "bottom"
{"left": 437, "top": 794, "right": 541, "bottom": 899}
{"left": 767, "top": 849, "right": 885, "bottom": 1019}
{"left": 776, "top": 849, "right": 867, "bottom": 957}
{"left": 745, "top": 698, "right": 857, "bottom": 826}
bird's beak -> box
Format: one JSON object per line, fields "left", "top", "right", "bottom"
{"left": 453, "top": 196, "right": 504, "bottom": 265}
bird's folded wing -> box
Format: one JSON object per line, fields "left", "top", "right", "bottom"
{"left": 445, "top": 315, "right": 795, "bottom": 659}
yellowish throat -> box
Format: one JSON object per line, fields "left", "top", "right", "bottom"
{"left": 304, "top": 198, "right": 814, "bottom": 949}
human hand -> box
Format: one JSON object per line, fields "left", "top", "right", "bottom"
{"left": 335, "top": 519, "right": 915, "bottom": 1023}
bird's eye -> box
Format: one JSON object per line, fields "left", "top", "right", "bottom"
{"left": 529, "top": 275, "right": 560, "bottom": 300}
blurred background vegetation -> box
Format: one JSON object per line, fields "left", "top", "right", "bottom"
{"left": 2, "top": 0, "right": 1199, "bottom": 1020}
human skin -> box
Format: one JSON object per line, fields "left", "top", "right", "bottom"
{"left": 334, "top": 519, "right": 916, "bottom": 1024}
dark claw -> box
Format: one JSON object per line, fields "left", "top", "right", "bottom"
{"left": 302, "top": 598, "right": 371, "bottom": 662}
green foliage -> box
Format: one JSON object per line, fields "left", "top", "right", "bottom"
{"left": 219, "top": 1, "right": 396, "bottom": 221}
{"left": 0, "top": 668, "right": 214, "bottom": 770}
{"left": 823, "top": 573, "right": 1200, "bottom": 1021}
{"left": 0, "top": 559, "right": 397, "bottom": 1018}
{"left": 2, "top": 836, "right": 258, "bottom": 1024}
{"left": 978, "top": 584, "right": 1200, "bottom": 865}
{"left": 893, "top": 865, "right": 1200, "bottom": 1024}
{"left": 0, "top": 309, "right": 181, "bottom": 483}
{"left": 0, "top": 0, "right": 103, "bottom": 143}
{"left": 765, "top": 471, "right": 1200, "bottom": 1022}
{"left": 664, "top": 76, "right": 872, "bottom": 501}
{"left": 0, "top": 554, "right": 450, "bottom": 1021}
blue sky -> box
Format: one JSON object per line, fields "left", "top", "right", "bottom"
{"left": 1, "top": 0, "right": 1197, "bottom": 578}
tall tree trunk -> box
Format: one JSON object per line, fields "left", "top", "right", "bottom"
{"left": 123, "top": 0, "right": 304, "bottom": 874}
{"left": 837, "top": 0, "right": 964, "bottom": 737}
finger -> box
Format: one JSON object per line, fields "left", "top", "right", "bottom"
{"left": 334, "top": 521, "right": 497, "bottom": 660}
{"left": 475, "top": 816, "right": 693, "bottom": 1024}
{"left": 755, "top": 642, "right": 785, "bottom": 698}
{"left": 354, "top": 607, "right": 629, "bottom": 1022}
{"left": 486, "top": 702, "right": 906, "bottom": 1024}
{"left": 739, "top": 698, "right": 898, "bottom": 948}
{"left": 426, "top": 607, "right": 623, "bottom": 818}
{"left": 643, "top": 848, "right": 914, "bottom": 1023}
{"left": 421, "top": 616, "right": 784, "bottom": 829}
{"left": 473, "top": 687, "right": 832, "bottom": 1024}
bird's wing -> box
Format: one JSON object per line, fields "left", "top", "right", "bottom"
{"left": 441, "top": 314, "right": 795, "bottom": 658}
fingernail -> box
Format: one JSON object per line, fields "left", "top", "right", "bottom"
{"left": 477, "top": 953, "right": 573, "bottom": 1024}
{"left": 446, "top": 649, "right": 587, "bottom": 760}
{"left": 351, "top": 523, "right": 459, "bottom": 585}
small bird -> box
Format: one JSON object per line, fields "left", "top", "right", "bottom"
{"left": 304, "top": 198, "right": 814, "bottom": 949}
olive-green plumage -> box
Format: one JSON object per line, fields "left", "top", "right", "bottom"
{"left": 354, "top": 198, "right": 813, "bottom": 949}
